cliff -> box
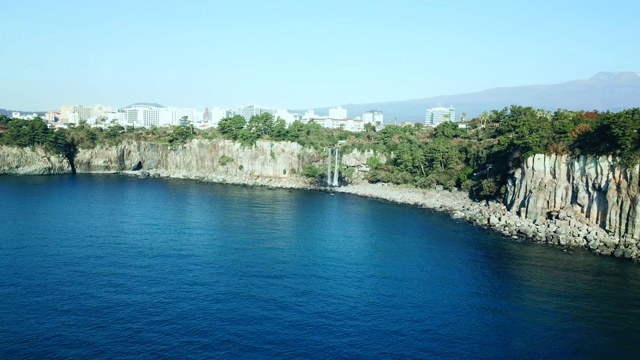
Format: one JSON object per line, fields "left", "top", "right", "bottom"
{"left": 72, "top": 138, "right": 323, "bottom": 187}
{"left": 505, "top": 154, "right": 640, "bottom": 259}
{"left": 505, "top": 154, "right": 640, "bottom": 236}
{"left": 0, "top": 145, "right": 72, "bottom": 175}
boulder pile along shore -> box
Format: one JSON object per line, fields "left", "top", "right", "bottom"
{"left": 335, "top": 183, "right": 638, "bottom": 262}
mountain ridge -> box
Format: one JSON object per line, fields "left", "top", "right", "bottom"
{"left": 297, "top": 71, "right": 640, "bottom": 122}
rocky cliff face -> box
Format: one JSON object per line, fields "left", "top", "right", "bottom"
{"left": 0, "top": 145, "right": 72, "bottom": 175}
{"left": 505, "top": 154, "right": 640, "bottom": 239}
{"left": 72, "top": 139, "right": 323, "bottom": 187}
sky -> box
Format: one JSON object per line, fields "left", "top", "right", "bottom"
{"left": 1, "top": 0, "right": 639, "bottom": 111}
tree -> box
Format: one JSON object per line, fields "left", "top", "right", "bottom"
{"left": 246, "top": 113, "right": 275, "bottom": 138}
{"left": 166, "top": 125, "right": 194, "bottom": 148}
{"left": 433, "top": 121, "right": 460, "bottom": 139}
{"left": 494, "top": 105, "right": 553, "bottom": 161}
{"left": 271, "top": 117, "right": 288, "bottom": 141}
{"left": 218, "top": 115, "right": 246, "bottom": 141}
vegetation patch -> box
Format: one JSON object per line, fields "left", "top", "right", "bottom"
{"left": 219, "top": 155, "right": 234, "bottom": 166}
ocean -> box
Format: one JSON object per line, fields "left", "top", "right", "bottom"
{"left": 2, "top": 174, "right": 640, "bottom": 359}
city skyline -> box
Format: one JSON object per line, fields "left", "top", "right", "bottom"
{"left": 1, "top": 0, "right": 638, "bottom": 111}
{"left": 7, "top": 103, "right": 388, "bottom": 132}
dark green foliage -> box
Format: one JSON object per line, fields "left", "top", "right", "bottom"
{"left": 572, "top": 108, "right": 640, "bottom": 166}
{"left": 492, "top": 106, "right": 553, "bottom": 165}
{"left": 0, "top": 114, "right": 11, "bottom": 126}
{"left": 219, "top": 155, "right": 234, "bottom": 166}
{"left": 271, "top": 118, "right": 288, "bottom": 141}
{"left": 1, "top": 118, "right": 51, "bottom": 148}
{"left": 164, "top": 125, "right": 195, "bottom": 148}
{"left": 218, "top": 115, "right": 247, "bottom": 141}
{"left": 302, "top": 163, "right": 325, "bottom": 179}
{"left": 0, "top": 117, "right": 78, "bottom": 165}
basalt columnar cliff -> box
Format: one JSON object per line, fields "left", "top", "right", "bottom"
{"left": 0, "top": 145, "right": 71, "bottom": 174}
{"left": 2, "top": 139, "right": 324, "bottom": 187}
{"left": 506, "top": 154, "right": 640, "bottom": 240}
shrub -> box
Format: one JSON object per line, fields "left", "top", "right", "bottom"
{"left": 219, "top": 155, "right": 233, "bottom": 166}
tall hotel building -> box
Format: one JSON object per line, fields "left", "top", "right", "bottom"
{"left": 425, "top": 106, "right": 455, "bottom": 126}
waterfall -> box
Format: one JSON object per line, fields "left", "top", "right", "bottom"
{"left": 326, "top": 147, "right": 332, "bottom": 187}
{"left": 332, "top": 146, "right": 339, "bottom": 186}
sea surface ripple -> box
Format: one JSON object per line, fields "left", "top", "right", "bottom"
{"left": 2, "top": 175, "right": 640, "bottom": 359}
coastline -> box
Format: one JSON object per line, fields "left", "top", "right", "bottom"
{"left": 333, "top": 182, "right": 634, "bottom": 262}
{"left": 2, "top": 155, "right": 635, "bottom": 262}
{"left": 121, "top": 169, "right": 635, "bottom": 262}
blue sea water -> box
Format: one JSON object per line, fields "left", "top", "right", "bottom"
{"left": 1, "top": 174, "right": 640, "bottom": 359}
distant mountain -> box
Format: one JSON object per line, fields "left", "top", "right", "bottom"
{"left": 298, "top": 72, "right": 640, "bottom": 123}
{"left": 122, "top": 102, "right": 165, "bottom": 109}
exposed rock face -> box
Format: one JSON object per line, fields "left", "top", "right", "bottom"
{"left": 72, "top": 139, "right": 323, "bottom": 187}
{"left": 341, "top": 149, "right": 386, "bottom": 183}
{"left": 505, "top": 154, "right": 640, "bottom": 237}
{"left": 0, "top": 145, "right": 72, "bottom": 175}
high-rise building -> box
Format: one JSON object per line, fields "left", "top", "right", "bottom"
{"left": 92, "top": 104, "right": 115, "bottom": 119}
{"left": 329, "top": 106, "right": 347, "bottom": 119}
{"left": 303, "top": 110, "right": 317, "bottom": 120}
{"left": 273, "top": 109, "right": 296, "bottom": 124}
{"left": 425, "top": 106, "right": 455, "bottom": 126}
{"left": 60, "top": 105, "right": 92, "bottom": 123}
{"left": 238, "top": 105, "right": 261, "bottom": 121}
{"left": 123, "top": 105, "right": 161, "bottom": 127}
{"left": 363, "top": 110, "right": 383, "bottom": 125}
{"left": 210, "top": 107, "right": 232, "bottom": 127}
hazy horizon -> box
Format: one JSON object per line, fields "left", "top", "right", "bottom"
{"left": 1, "top": 0, "right": 638, "bottom": 111}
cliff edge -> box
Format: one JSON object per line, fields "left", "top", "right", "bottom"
{"left": 0, "top": 145, "right": 72, "bottom": 175}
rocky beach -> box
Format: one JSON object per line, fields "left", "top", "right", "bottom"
{"left": 334, "top": 183, "right": 637, "bottom": 262}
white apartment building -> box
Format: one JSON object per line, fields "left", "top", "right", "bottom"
{"left": 60, "top": 105, "right": 79, "bottom": 122}
{"left": 273, "top": 109, "right": 298, "bottom": 124}
{"left": 303, "top": 110, "right": 318, "bottom": 120}
{"left": 104, "top": 111, "right": 125, "bottom": 125}
{"left": 312, "top": 118, "right": 366, "bottom": 132}
{"left": 45, "top": 111, "right": 60, "bottom": 122}
{"left": 167, "top": 107, "right": 203, "bottom": 125}
{"left": 328, "top": 106, "right": 347, "bottom": 119}
{"left": 209, "top": 107, "right": 233, "bottom": 127}
{"left": 10, "top": 112, "right": 41, "bottom": 120}
{"left": 236, "top": 105, "right": 297, "bottom": 124}
{"left": 92, "top": 104, "right": 115, "bottom": 119}
{"left": 121, "top": 105, "right": 203, "bottom": 127}
{"left": 60, "top": 105, "right": 92, "bottom": 123}
{"left": 425, "top": 106, "right": 456, "bottom": 126}
{"left": 363, "top": 110, "right": 383, "bottom": 125}
{"left": 238, "top": 105, "right": 261, "bottom": 121}
{"left": 122, "top": 106, "right": 154, "bottom": 127}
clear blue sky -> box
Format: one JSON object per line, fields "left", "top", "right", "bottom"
{"left": 1, "top": 0, "right": 638, "bottom": 111}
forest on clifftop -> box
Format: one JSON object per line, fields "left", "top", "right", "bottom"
{"left": 2, "top": 106, "right": 640, "bottom": 199}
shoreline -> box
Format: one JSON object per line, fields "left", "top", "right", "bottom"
{"left": 6, "top": 167, "right": 636, "bottom": 263}
{"left": 334, "top": 183, "right": 636, "bottom": 262}
{"left": 120, "top": 170, "right": 635, "bottom": 262}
